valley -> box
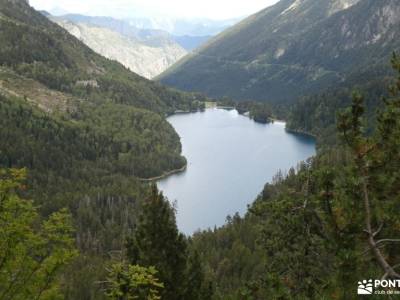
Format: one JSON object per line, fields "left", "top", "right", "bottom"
{"left": 53, "top": 17, "right": 187, "bottom": 79}
{"left": 1, "top": 0, "right": 400, "bottom": 299}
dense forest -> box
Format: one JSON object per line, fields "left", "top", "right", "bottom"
{"left": 0, "top": 0, "right": 206, "bottom": 298}
{"left": 1, "top": 0, "right": 400, "bottom": 299}
{"left": 2, "top": 57, "right": 399, "bottom": 299}
{"left": 286, "top": 73, "right": 395, "bottom": 146}
{"left": 216, "top": 98, "right": 275, "bottom": 124}
{"left": 188, "top": 56, "right": 400, "bottom": 299}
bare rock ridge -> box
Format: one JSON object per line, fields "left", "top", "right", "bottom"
{"left": 52, "top": 17, "right": 187, "bottom": 79}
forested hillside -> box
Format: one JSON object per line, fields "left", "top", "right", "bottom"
{"left": 190, "top": 56, "right": 400, "bottom": 299}
{"left": 0, "top": 0, "right": 203, "bottom": 114}
{"left": 2, "top": 0, "right": 400, "bottom": 299}
{"left": 0, "top": 0, "right": 207, "bottom": 298}
{"left": 171, "top": 0, "right": 400, "bottom": 295}
{"left": 0, "top": 0, "right": 207, "bottom": 180}
{"left": 286, "top": 74, "right": 394, "bottom": 145}
{"left": 159, "top": 0, "right": 400, "bottom": 104}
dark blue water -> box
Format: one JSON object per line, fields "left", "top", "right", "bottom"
{"left": 158, "top": 108, "right": 316, "bottom": 234}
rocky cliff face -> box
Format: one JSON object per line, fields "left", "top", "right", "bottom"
{"left": 54, "top": 19, "right": 187, "bottom": 79}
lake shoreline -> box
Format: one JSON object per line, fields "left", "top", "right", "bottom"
{"left": 157, "top": 108, "right": 316, "bottom": 234}
{"left": 139, "top": 163, "right": 187, "bottom": 182}
{"left": 285, "top": 128, "right": 317, "bottom": 139}
{"left": 152, "top": 109, "right": 315, "bottom": 187}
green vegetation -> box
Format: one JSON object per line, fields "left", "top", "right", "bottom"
{"left": 188, "top": 56, "right": 400, "bottom": 299}
{"left": 0, "top": 1, "right": 206, "bottom": 299}
{"left": 2, "top": 0, "right": 400, "bottom": 299}
{"left": 286, "top": 75, "right": 392, "bottom": 145}
{"left": 0, "top": 169, "right": 77, "bottom": 299}
{"left": 159, "top": 0, "right": 400, "bottom": 105}
{"left": 105, "top": 264, "right": 164, "bottom": 300}
{"left": 0, "top": 0, "right": 205, "bottom": 114}
{"left": 126, "top": 186, "right": 211, "bottom": 300}
{"left": 127, "top": 186, "right": 188, "bottom": 299}
{"left": 217, "top": 98, "right": 274, "bottom": 124}
{"left": 236, "top": 101, "right": 274, "bottom": 124}
{"left": 0, "top": 0, "right": 206, "bottom": 183}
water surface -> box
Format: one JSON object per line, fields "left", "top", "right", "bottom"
{"left": 158, "top": 108, "right": 315, "bottom": 234}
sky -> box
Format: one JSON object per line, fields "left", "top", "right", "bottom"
{"left": 30, "top": 0, "right": 280, "bottom": 20}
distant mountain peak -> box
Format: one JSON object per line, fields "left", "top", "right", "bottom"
{"left": 51, "top": 15, "right": 187, "bottom": 78}
{"left": 49, "top": 6, "right": 69, "bottom": 16}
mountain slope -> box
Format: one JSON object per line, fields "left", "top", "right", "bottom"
{"left": 53, "top": 17, "right": 187, "bottom": 79}
{"left": 0, "top": 0, "right": 207, "bottom": 181}
{"left": 0, "top": 0, "right": 203, "bottom": 113}
{"left": 0, "top": 2, "right": 208, "bottom": 297}
{"left": 172, "top": 35, "right": 211, "bottom": 51}
{"left": 159, "top": 0, "right": 400, "bottom": 103}
{"left": 54, "top": 12, "right": 214, "bottom": 51}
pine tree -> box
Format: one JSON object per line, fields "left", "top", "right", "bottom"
{"left": 337, "top": 53, "right": 400, "bottom": 280}
{"left": 105, "top": 263, "right": 163, "bottom": 300}
{"left": 185, "top": 250, "right": 209, "bottom": 300}
{"left": 126, "top": 185, "right": 188, "bottom": 300}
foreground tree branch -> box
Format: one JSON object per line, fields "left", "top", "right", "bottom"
{"left": 339, "top": 76, "right": 400, "bottom": 280}
{"left": 360, "top": 171, "right": 400, "bottom": 279}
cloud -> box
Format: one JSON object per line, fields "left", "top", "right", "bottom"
{"left": 29, "top": 0, "right": 279, "bottom": 19}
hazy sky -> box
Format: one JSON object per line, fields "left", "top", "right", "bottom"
{"left": 30, "top": 0, "right": 280, "bottom": 20}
